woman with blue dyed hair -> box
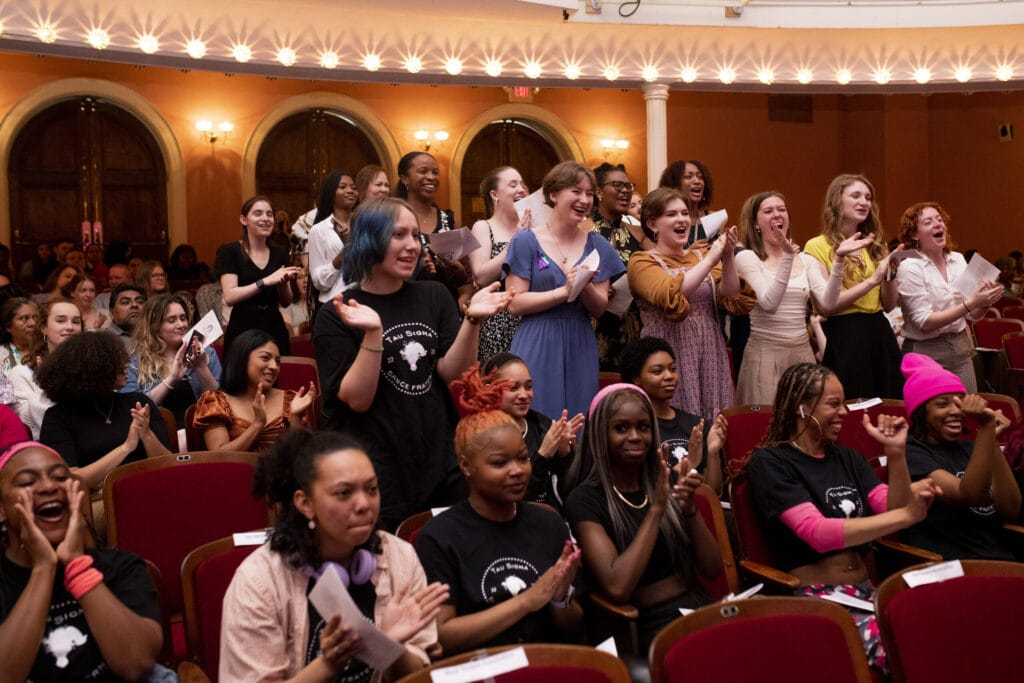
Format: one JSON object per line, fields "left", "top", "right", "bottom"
{"left": 312, "top": 197, "right": 513, "bottom": 529}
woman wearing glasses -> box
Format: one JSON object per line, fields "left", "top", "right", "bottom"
{"left": 592, "top": 163, "right": 650, "bottom": 371}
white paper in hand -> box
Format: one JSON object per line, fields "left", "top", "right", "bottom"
{"left": 700, "top": 209, "right": 728, "bottom": 240}
{"left": 953, "top": 254, "right": 1000, "bottom": 299}
{"left": 428, "top": 228, "right": 481, "bottom": 261}
{"left": 308, "top": 565, "right": 406, "bottom": 672}
{"left": 604, "top": 276, "right": 634, "bottom": 317}
{"left": 184, "top": 310, "right": 223, "bottom": 350}
{"left": 566, "top": 248, "right": 600, "bottom": 302}
{"left": 514, "top": 190, "right": 552, "bottom": 230}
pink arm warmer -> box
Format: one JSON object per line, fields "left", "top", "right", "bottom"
{"left": 779, "top": 502, "right": 847, "bottom": 553}
{"left": 867, "top": 484, "right": 888, "bottom": 515}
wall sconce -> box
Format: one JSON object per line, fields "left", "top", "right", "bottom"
{"left": 196, "top": 120, "right": 235, "bottom": 144}
{"left": 600, "top": 138, "right": 629, "bottom": 157}
{"left": 414, "top": 130, "right": 449, "bottom": 151}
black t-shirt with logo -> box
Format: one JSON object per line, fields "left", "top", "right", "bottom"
{"left": 0, "top": 548, "right": 159, "bottom": 682}
{"left": 314, "top": 281, "right": 461, "bottom": 524}
{"left": 746, "top": 444, "right": 882, "bottom": 572}
{"left": 414, "top": 501, "right": 571, "bottom": 647}
{"left": 657, "top": 409, "right": 710, "bottom": 472}
{"left": 904, "top": 437, "right": 1014, "bottom": 561}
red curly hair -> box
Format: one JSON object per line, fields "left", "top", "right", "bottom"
{"left": 450, "top": 363, "right": 518, "bottom": 459}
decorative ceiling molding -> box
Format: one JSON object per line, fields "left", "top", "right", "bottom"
{"left": 0, "top": 0, "right": 1022, "bottom": 92}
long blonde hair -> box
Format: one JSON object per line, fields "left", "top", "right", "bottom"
{"left": 821, "top": 174, "right": 888, "bottom": 284}
{"left": 132, "top": 293, "right": 190, "bottom": 387}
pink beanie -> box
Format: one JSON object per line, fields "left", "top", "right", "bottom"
{"left": 901, "top": 353, "right": 966, "bottom": 417}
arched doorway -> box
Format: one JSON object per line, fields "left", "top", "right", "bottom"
{"left": 8, "top": 97, "right": 169, "bottom": 265}
{"left": 255, "top": 109, "right": 381, "bottom": 228}
{"left": 459, "top": 119, "right": 561, "bottom": 225}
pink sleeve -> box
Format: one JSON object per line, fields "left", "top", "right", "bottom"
{"left": 868, "top": 484, "right": 888, "bottom": 515}
{"left": 779, "top": 502, "right": 847, "bottom": 553}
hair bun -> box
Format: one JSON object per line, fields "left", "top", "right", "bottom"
{"left": 450, "top": 362, "right": 510, "bottom": 418}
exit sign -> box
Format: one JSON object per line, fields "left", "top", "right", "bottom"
{"left": 506, "top": 86, "right": 535, "bottom": 102}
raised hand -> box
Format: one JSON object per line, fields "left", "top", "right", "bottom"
{"left": 955, "top": 394, "right": 996, "bottom": 425}
{"left": 252, "top": 384, "right": 268, "bottom": 426}
{"left": 720, "top": 226, "right": 739, "bottom": 259}
{"left": 863, "top": 413, "right": 908, "bottom": 450}
{"left": 95, "top": 312, "right": 107, "bottom": 330}
{"left": 707, "top": 413, "right": 728, "bottom": 455}
{"left": 319, "top": 616, "right": 362, "bottom": 675}
{"left": 685, "top": 420, "right": 705, "bottom": 471}
{"left": 836, "top": 231, "right": 875, "bottom": 258}
{"left": 466, "top": 281, "right": 514, "bottom": 319}
{"left": 966, "top": 282, "right": 1004, "bottom": 313}
{"left": 671, "top": 457, "right": 704, "bottom": 516}
{"left": 540, "top": 411, "right": 569, "bottom": 458}
{"left": 334, "top": 297, "right": 383, "bottom": 333}
{"left": 267, "top": 266, "right": 303, "bottom": 287}
{"left": 290, "top": 382, "right": 317, "bottom": 415}
{"left": 55, "top": 478, "right": 87, "bottom": 564}
{"left": 524, "top": 541, "right": 581, "bottom": 611}
{"left": 994, "top": 409, "right": 1012, "bottom": 437}
{"left": 379, "top": 581, "right": 450, "bottom": 643}
{"left": 12, "top": 487, "right": 58, "bottom": 568}
{"left": 129, "top": 401, "right": 151, "bottom": 439}
{"left": 517, "top": 208, "right": 532, "bottom": 232}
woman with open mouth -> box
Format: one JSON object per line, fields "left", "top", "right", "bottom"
{"left": 744, "top": 362, "right": 941, "bottom": 673}
{"left": 658, "top": 159, "right": 715, "bottom": 246}
{"left": 896, "top": 202, "right": 1002, "bottom": 392}
{"left": 314, "top": 197, "right": 512, "bottom": 530}
{"left": 804, "top": 174, "right": 903, "bottom": 399}
{"left": 627, "top": 187, "right": 749, "bottom": 420}
{"left": 901, "top": 353, "right": 1020, "bottom": 559}
{"left": 414, "top": 364, "right": 582, "bottom": 655}
{"left": 0, "top": 441, "right": 165, "bottom": 681}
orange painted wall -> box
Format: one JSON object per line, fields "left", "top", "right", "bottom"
{"left": 1, "top": 52, "right": 1021, "bottom": 267}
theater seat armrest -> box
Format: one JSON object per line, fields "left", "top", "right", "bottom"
{"left": 588, "top": 591, "right": 640, "bottom": 620}
{"left": 738, "top": 560, "right": 801, "bottom": 592}
{"left": 177, "top": 661, "right": 212, "bottom": 683}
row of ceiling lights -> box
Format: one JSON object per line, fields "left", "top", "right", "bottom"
{"left": 12, "top": 21, "right": 1019, "bottom": 85}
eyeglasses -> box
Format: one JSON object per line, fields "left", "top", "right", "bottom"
{"left": 604, "top": 180, "right": 635, "bottom": 192}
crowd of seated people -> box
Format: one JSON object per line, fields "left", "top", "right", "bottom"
{"left": 0, "top": 155, "right": 1022, "bottom": 682}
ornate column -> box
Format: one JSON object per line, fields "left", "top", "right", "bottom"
{"left": 642, "top": 83, "right": 669, "bottom": 192}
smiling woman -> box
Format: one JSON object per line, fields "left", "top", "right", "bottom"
{"left": 0, "top": 442, "right": 166, "bottom": 682}
{"left": 216, "top": 195, "right": 302, "bottom": 356}
{"left": 313, "top": 197, "right": 513, "bottom": 529}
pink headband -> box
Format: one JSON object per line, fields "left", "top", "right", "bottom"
{"left": 588, "top": 383, "right": 650, "bottom": 419}
{"left": 0, "top": 441, "right": 62, "bottom": 474}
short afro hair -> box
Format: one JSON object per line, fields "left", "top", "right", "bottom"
{"left": 36, "top": 330, "right": 128, "bottom": 403}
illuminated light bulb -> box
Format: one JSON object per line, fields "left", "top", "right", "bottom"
{"left": 835, "top": 68, "right": 852, "bottom": 85}
{"left": 219, "top": 121, "right": 234, "bottom": 133}
{"left": 996, "top": 64, "right": 1014, "bottom": 81}
{"left": 796, "top": 68, "right": 813, "bottom": 85}
{"left": 680, "top": 66, "right": 698, "bottom": 83}
{"left": 86, "top": 28, "right": 110, "bottom": 50}
{"left": 232, "top": 44, "right": 252, "bottom": 63}
{"left": 600, "top": 139, "right": 614, "bottom": 149}
{"left": 137, "top": 33, "right": 159, "bottom": 54}
{"left": 485, "top": 59, "right": 503, "bottom": 77}
{"left": 615, "top": 139, "right": 629, "bottom": 150}
{"left": 524, "top": 61, "right": 542, "bottom": 79}
{"left": 186, "top": 39, "right": 206, "bottom": 59}
{"left": 36, "top": 23, "right": 58, "bottom": 43}
{"left": 914, "top": 67, "right": 931, "bottom": 84}
{"left": 603, "top": 65, "right": 620, "bottom": 81}
{"left": 873, "top": 68, "right": 891, "bottom": 85}
{"left": 641, "top": 65, "right": 659, "bottom": 82}
{"left": 718, "top": 67, "right": 736, "bottom": 84}
{"left": 196, "top": 120, "right": 213, "bottom": 132}
{"left": 563, "top": 62, "right": 581, "bottom": 80}
{"left": 320, "top": 51, "right": 339, "bottom": 69}
{"left": 954, "top": 65, "right": 972, "bottom": 83}
{"left": 363, "top": 53, "right": 382, "bottom": 71}
{"left": 414, "top": 130, "right": 429, "bottom": 141}
{"left": 404, "top": 56, "right": 423, "bottom": 73}
{"left": 276, "top": 47, "right": 296, "bottom": 67}
{"left": 757, "top": 67, "right": 774, "bottom": 85}
{"left": 434, "top": 131, "right": 449, "bottom": 141}
{"left": 444, "top": 57, "right": 463, "bottom": 75}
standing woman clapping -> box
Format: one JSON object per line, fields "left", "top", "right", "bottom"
{"left": 469, "top": 166, "right": 529, "bottom": 361}
{"left": 216, "top": 195, "right": 303, "bottom": 356}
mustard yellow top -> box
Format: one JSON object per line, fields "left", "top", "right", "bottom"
{"left": 803, "top": 235, "right": 882, "bottom": 315}
{"left": 627, "top": 249, "right": 753, "bottom": 321}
